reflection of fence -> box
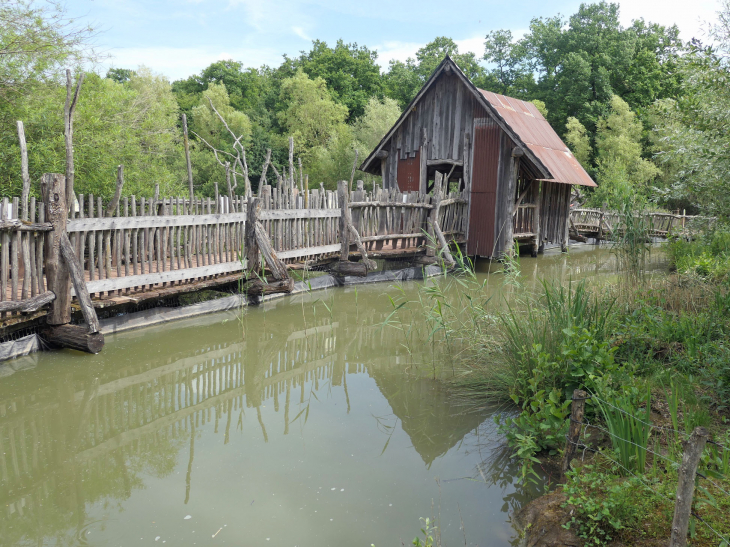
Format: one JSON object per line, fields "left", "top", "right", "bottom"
{"left": 562, "top": 390, "right": 730, "bottom": 546}
{"left": 0, "top": 318, "right": 347, "bottom": 516}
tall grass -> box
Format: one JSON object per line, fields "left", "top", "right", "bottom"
{"left": 456, "top": 279, "right": 616, "bottom": 402}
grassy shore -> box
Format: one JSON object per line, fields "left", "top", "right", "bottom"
{"left": 400, "top": 238, "right": 730, "bottom": 545}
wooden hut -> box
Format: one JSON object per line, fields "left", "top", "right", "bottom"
{"left": 359, "top": 56, "right": 597, "bottom": 258}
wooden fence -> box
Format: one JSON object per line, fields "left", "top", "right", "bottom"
{"left": 0, "top": 182, "right": 468, "bottom": 318}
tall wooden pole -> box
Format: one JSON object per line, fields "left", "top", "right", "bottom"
{"left": 64, "top": 70, "right": 84, "bottom": 207}
{"left": 40, "top": 173, "right": 71, "bottom": 325}
{"left": 182, "top": 114, "right": 194, "bottom": 203}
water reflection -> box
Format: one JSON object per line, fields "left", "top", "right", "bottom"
{"left": 0, "top": 245, "right": 666, "bottom": 546}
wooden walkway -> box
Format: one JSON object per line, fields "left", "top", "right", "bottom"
{"left": 0, "top": 181, "right": 467, "bottom": 323}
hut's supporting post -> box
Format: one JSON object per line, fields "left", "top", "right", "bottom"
{"left": 561, "top": 190, "right": 572, "bottom": 252}
{"left": 562, "top": 389, "right": 587, "bottom": 475}
{"left": 426, "top": 172, "right": 443, "bottom": 258}
{"left": 669, "top": 427, "right": 710, "bottom": 547}
{"left": 532, "top": 181, "right": 542, "bottom": 257}
{"left": 419, "top": 128, "right": 428, "bottom": 195}
{"left": 502, "top": 148, "right": 522, "bottom": 258}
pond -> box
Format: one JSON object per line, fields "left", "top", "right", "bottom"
{"left": 0, "top": 245, "right": 668, "bottom": 547}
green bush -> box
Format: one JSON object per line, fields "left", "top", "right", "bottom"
{"left": 563, "top": 464, "right": 644, "bottom": 546}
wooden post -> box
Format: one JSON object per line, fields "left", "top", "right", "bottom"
{"left": 426, "top": 172, "right": 444, "bottom": 257}
{"left": 502, "top": 148, "right": 522, "bottom": 258}
{"left": 182, "top": 113, "right": 194, "bottom": 203}
{"left": 532, "top": 181, "right": 542, "bottom": 257}
{"left": 41, "top": 173, "right": 71, "bottom": 325}
{"left": 562, "top": 389, "right": 587, "bottom": 475}
{"left": 669, "top": 427, "right": 710, "bottom": 547}
{"left": 245, "top": 197, "right": 259, "bottom": 275}
{"left": 338, "top": 180, "right": 349, "bottom": 262}
{"left": 17, "top": 121, "right": 32, "bottom": 299}
{"left": 64, "top": 70, "right": 84, "bottom": 206}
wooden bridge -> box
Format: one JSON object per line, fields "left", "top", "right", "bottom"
{"left": 569, "top": 208, "right": 712, "bottom": 241}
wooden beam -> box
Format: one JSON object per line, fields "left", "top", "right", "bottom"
{"left": 59, "top": 231, "right": 100, "bottom": 333}
{"left": 426, "top": 159, "right": 463, "bottom": 166}
{"left": 254, "top": 221, "right": 288, "bottom": 281}
{"left": 374, "top": 150, "right": 388, "bottom": 159}
{"left": 347, "top": 224, "right": 377, "bottom": 271}
{"left": 83, "top": 261, "right": 244, "bottom": 294}
{"left": 67, "top": 212, "right": 247, "bottom": 231}
{"left": 245, "top": 197, "right": 259, "bottom": 274}
{"left": 0, "top": 219, "right": 53, "bottom": 231}
{"left": 259, "top": 209, "right": 340, "bottom": 220}
{"left": 0, "top": 291, "right": 55, "bottom": 314}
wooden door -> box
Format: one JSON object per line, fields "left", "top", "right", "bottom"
{"left": 467, "top": 118, "right": 501, "bottom": 256}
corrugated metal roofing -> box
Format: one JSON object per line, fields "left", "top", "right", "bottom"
{"left": 478, "top": 90, "right": 597, "bottom": 187}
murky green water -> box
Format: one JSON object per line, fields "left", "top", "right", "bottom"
{"left": 0, "top": 245, "right": 667, "bottom": 547}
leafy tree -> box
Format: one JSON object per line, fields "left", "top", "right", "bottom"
{"left": 0, "top": 68, "right": 183, "bottom": 198}
{"left": 276, "top": 69, "right": 348, "bottom": 161}
{"left": 483, "top": 30, "right": 534, "bottom": 96}
{"left": 383, "top": 37, "right": 486, "bottom": 108}
{"left": 651, "top": 1, "right": 730, "bottom": 218}
{"left": 280, "top": 40, "right": 382, "bottom": 121}
{"left": 106, "top": 68, "right": 135, "bottom": 84}
{"left": 565, "top": 116, "right": 592, "bottom": 168}
{"left": 353, "top": 96, "right": 402, "bottom": 156}
{"left": 589, "top": 95, "right": 659, "bottom": 207}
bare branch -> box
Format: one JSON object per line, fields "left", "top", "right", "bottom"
{"left": 16, "top": 121, "right": 30, "bottom": 220}
{"left": 259, "top": 148, "right": 272, "bottom": 196}
{"left": 64, "top": 69, "right": 84, "bottom": 206}
{"left": 349, "top": 149, "right": 359, "bottom": 191}
{"left": 106, "top": 165, "right": 124, "bottom": 217}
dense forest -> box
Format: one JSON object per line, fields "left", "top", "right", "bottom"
{"left": 1, "top": 0, "right": 729, "bottom": 218}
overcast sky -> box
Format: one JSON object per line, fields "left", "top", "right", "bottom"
{"left": 70, "top": 0, "right": 722, "bottom": 82}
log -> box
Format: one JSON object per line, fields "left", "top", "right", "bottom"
{"left": 244, "top": 276, "right": 294, "bottom": 296}
{"left": 562, "top": 389, "right": 587, "bottom": 475}
{"left": 59, "top": 232, "right": 100, "bottom": 333}
{"left": 254, "top": 221, "right": 288, "bottom": 281}
{"left": 41, "top": 173, "right": 71, "bottom": 325}
{"left": 0, "top": 290, "right": 55, "bottom": 313}
{"left": 0, "top": 219, "right": 53, "bottom": 231}
{"left": 347, "top": 224, "right": 377, "bottom": 271}
{"left": 428, "top": 218, "right": 455, "bottom": 266}
{"left": 331, "top": 260, "right": 368, "bottom": 277}
{"left": 41, "top": 324, "right": 104, "bottom": 354}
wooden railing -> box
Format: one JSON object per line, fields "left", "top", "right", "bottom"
{"left": 0, "top": 181, "right": 469, "bottom": 316}
{"left": 570, "top": 208, "right": 715, "bottom": 239}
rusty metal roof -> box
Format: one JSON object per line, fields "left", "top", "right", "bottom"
{"left": 478, "top": 90, "right": 597, "bottom": 187}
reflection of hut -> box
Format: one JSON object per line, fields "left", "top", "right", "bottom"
{"left": 360, "top": 56, "right": 596, "bottom": 259}
{"left": 369, "top": 369, "right": 488, "bottom": 466}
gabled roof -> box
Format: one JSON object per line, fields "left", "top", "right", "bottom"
{"left": 360, "top": 56, "right": 596, "bottom": 187}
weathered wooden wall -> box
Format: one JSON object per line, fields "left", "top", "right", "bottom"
{"left": 382, "top": 72, "right": 488, "bottom": 191}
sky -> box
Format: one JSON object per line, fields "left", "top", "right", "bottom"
{"left": 68, "top": 0, "right": 723, "bottom": 82}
